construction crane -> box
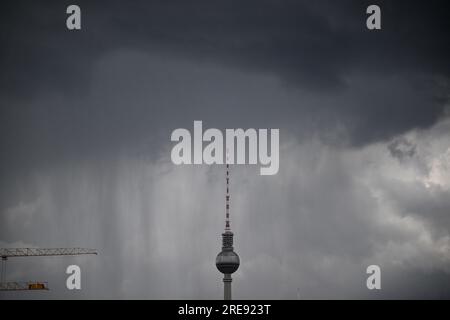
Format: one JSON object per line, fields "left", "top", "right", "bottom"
{"left": 0, "top": 247, "right": 97, "bottom": 291}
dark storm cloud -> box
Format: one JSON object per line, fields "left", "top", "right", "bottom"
{"left": 1, "top": 1, "right": 450, "bottom": 300}
{"left": 1, "top": 0, "right": 449, "bottom": 146}
{"left": 2, "top": 0, "right": 449, "bottom": 91}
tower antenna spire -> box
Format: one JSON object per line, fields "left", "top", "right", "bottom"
{"left": 225, "top": 148, "right": 231, "bottom": 231}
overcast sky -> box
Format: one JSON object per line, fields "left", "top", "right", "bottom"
{"left": 1, "top": 0, "right": 450, "bottom": 299}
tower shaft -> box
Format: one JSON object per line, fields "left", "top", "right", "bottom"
{"left": 226, "top": 164, "right": 230, "bottom": 230}
{"left": 223, "top": 274, "right": 232, "bottom": 300}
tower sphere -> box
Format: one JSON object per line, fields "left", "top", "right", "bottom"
{"left": 216, "top": 250, "right": 240, "bottom": 274}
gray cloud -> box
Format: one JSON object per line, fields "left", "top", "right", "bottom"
{"left": 1, "top": 1, "right": 450, "bottom": 299}
{"left": 1, "top": 120, "right": 450, "bottom": 299}
{"left": 388, "top": 137, "right": 416, "bottom": 162}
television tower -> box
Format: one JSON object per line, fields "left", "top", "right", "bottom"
{"left": 216, "top": 150, "right": 240, "bottom": 300}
